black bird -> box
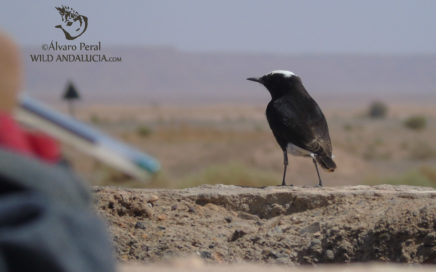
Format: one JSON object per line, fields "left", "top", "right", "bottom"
{"left": 247, "top": 70, "right": 336, "bottom": 186}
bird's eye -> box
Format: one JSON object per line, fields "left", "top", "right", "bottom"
{"left": 67, "top": 22, "right": 73, "bottom": 26}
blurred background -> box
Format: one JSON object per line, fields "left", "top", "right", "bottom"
{"left": 1, "top": 0, "right": 436, "bottom": 188}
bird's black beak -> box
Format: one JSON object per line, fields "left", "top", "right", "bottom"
{"left": 247, "top": 77, "right": 263, "bottom": 84}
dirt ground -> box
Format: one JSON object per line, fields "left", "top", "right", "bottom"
{"left": 119, "top": 261, "right": 436, "bottom": 272}
{"left": 62, "top": 103, "right": 436, "bottom": 189}
{"left": 93, "top": 184, "right": 436, "bottom": 265}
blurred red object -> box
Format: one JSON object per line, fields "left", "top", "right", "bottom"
{"left": 0, "top": 112, "right": 60, "bottom": 163}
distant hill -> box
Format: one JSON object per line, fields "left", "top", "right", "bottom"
{"left": 23, "top": 46, "right": 436, "bottom": 104}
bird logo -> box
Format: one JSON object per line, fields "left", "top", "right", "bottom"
{"left": 55, "top": 6, "right": 88, "bottom": 40}
{"left": 247, "top": 70, "right": 336, "bottom": 186}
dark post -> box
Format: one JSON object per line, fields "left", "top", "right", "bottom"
{"left": 62, "top": 81, "right": 81, "bottom": 116}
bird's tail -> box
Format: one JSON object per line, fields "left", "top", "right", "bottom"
{"left": 316, "top": 155, "right": 336, "bottom": 172}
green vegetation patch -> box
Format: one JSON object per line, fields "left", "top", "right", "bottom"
{"left": 366, "top": 166, "right": 436, "bottom": 188}
{"left": 136, "top": 125, "right": 153, "bottom": 137}
{"left": 403, "top": 115, "right": 427, "bottom": 131}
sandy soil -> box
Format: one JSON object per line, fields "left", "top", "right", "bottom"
{"left": 94, "top": 184, "right": 436, "bottom": 265}
{"left": 119, "top": 261, "right": 436, "bottom": 272}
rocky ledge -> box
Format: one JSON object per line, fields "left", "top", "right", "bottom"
{"left": 93, "top": 185, "right": 436, "bottom": 264}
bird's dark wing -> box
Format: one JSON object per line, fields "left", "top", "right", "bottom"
{"left": 266, "top": 95, "right": 332, "bottom": 156}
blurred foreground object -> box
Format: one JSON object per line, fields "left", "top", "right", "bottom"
{"left": 0, "top": 113, "right": 60, "bottom": 163}
{"left": 0, "top": 31, "right": 21, "bottom": 113}
{"left": 62, "top": 81, "right": 81, "bottom": 116}
{"left": 0, "top": 30, "right": 114, "bottom": 272}
{"left": 0, "top": 31, "right": 60, "bottom": 163}
{"left": 16, "top": 95, "right": 160, "bottom": 181}
{"left": 0, "top": 148, "right": 115, "bottom": 272}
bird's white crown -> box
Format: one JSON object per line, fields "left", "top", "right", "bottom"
{"left": 269, "top": 70, "right": 296, "bottom": 78}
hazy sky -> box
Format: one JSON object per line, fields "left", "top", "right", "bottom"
{"left": 1, "top": 0, "right": 436, "bottom": 55}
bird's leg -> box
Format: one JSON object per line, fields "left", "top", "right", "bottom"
{"left": 312, "top": 157, "right": 323, "bottom": 187}
{"left": 281, "top": 151, "right": 288, "bottom": 186}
